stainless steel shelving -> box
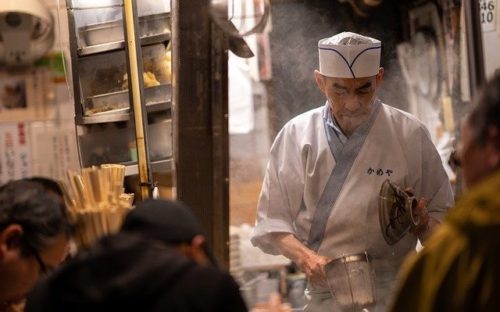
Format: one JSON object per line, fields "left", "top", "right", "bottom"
{"left": 66, "top": 0, "right": 173, "bottom": 176}
{"left": 123, "top": 158, "right": 172, "bottom": 176}
{"left": 78, "top": 33, "right": 170, "bottom": 56}
{"left": 76, "top": 101, "right": 171, "bottom": 124}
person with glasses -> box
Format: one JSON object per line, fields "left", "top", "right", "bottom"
{"left": 388, "top": 72, "right": 500, "bottom": 312}
{"left": 0, "top": 179, "right": 72, "bottom": 312}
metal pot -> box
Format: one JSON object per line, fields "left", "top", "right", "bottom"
{"left": 325, "top": 252, "right": 376, "bottom": 312}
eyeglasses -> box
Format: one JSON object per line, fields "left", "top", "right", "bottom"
{"left": 24, "top": 243, "right": 49, "bottom": 275}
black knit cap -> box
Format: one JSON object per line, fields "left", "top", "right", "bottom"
{"left": 121, "top": 199, "right": 218, "bottom": 266}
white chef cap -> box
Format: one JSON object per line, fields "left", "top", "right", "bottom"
{"left": 318, "top": 32, "right": 381, "bottom": 78}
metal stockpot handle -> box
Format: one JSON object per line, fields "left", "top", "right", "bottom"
{"left": 209, "top": 0, "right": 270, "bottom": 38}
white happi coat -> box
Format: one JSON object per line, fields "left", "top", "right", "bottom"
{"left": 252, "top": 100, "right": 453, "bottom": 310}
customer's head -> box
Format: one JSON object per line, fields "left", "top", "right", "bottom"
{"left": 0, "top": 179, "right": 72, "bottom": 306}
{"left": 460, "top": 73, "right": 500, "bottom": 187}
{"left": 314, "top": 32, "right": 384, "bottom": 136}
{"left": 121, "top": 199, "right": 214, "bottom": 266}
{"left": 25, "top": 177, "right": 64, "bottom": 199}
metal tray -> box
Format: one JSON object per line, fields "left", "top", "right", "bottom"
{"left": 84, "top": 84, "right": 172, "bottom": 116}
{"left": 78, "top": 119, "right": 172, "bottom": 167}
{"left": 79, "top": 12, "right": 170, "bottom": 47}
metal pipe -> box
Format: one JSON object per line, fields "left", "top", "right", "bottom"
{"left": 464, "top": 0, "right": 486, "bottom": 98}
{"left": 123, "top": 0, "right": 153, "bottom": 199}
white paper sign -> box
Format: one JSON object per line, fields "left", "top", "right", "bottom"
{"left": 0, "top": 123, "right": 31, "bottom": 184}
{"left": 30, "top": 122, "right": 80, "bottom": 182}
{"left": 480, "top": 0, "right": 497, "bottom": 32}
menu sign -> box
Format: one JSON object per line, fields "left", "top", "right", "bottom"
{"left": 480, "top": 0, "right": 497, "bottom": 32}
{"left": 0, "top": 123, "right": 30, "bottom": 184}
{"left": 29, "top": 123, "right": 80, "bottom": 182}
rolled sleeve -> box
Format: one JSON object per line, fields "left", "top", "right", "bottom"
{"left": 251, "top": 125, "right": 304, "bottom": 255}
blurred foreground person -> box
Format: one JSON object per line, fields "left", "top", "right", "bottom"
{"left": 26, "top": 199, "right": 290, "bottom": 312}
{"left": 388, "top": 73, "right": 500, "bottom": 312}
{"left": 0, "top": 179, "right": 71, "bottom": 312}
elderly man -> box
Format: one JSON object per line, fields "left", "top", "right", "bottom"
{"left": 251, "top": 32, "right": 453, "bottom": 311}
{"left": 0, "top": 179, "right": 72, "bottom": 311}
{"left": 388, "top": 73, "right": 500, "bottom": 312}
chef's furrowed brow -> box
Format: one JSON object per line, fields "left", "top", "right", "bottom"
{"left": 356, "top": 82, "right": 372, "bottom": 91}
{"left": 333, "top": 83, "right": 347, "bottom": 90}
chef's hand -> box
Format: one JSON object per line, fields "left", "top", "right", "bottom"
{"left": 271, "top": 233, "right": 329, "bottom": 288}
{"left": 405, "top": 188, "right": 439, "bottom": 244}
{"left": 405, "top": 187, "right": 429, "bottom": 230}
{"left": 296, "top": 250, "right": 329, "bottom": 288}
{"left": 251, "top": 293, "right": 292, "bottom": 312}
{"left": 410, "top": 197, "right": 430, "bottom": 235}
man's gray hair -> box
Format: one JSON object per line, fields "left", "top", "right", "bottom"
{"left": 0, "top": 179, "right": 72, "bottom": 255}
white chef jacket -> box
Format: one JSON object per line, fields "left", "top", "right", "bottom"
{"left": 251, "top": 99, "right": 454, "bottom": 309}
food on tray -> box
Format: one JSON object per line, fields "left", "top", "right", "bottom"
{"left": 143, "top": 49, "right": 172, "bottom": 85}
{"left": 84, "top": 44, "right": 171, "bottom": 116}
{"left": 85, "top": 102, "right": 128, "bottom": 116}
{"left": 159, "top": 50, "right": 172, "bottom": 84}
{"left": 121, "top": 71, "right": 160, "bottom": 89}
{"left": 144, "top": 71, "right": 161, "bottom": 87}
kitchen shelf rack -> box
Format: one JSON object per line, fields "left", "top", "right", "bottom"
{"left": 66, "top": 0, "right": 172, "bottom": 176}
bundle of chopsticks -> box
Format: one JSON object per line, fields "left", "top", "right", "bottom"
{"left": 62, "top": 164, "right": 134, "bottom": 248}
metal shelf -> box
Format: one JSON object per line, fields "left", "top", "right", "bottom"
{"left": 76, "top": 101, "right": 171, "bottom": 125}
{"left": 67, "top": 3, "right": 173, "bottom": 184}
{"left": 76, "top": 112, "right": 130, "bottom": 124}
{"left": 124, "top": 158, "right": 173, "bottom": 176}
{"left": 77, "top": 33, "right": 171, "bottom": 57}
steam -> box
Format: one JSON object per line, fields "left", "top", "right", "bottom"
{"left": 268, "top": 2, "right": 339, "bottom": 136}
{"left": 267, "top": 1, "right": 410, "bottom": 137}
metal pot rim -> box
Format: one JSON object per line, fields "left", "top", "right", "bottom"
{"left": 326, "top": 252, "right": 371, "bottom": 268}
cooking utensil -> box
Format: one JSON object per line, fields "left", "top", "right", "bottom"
{"left": 325, "top": 252, "right": 376, "bottom": 311}
{"left": 378, "top": 179, "right": 419, "bottom": 245}
{"left": 227, "top": 21, "right": 254, "bottom": 58}
{"left": 209, "top": 0, "right": 270, "bottom": 38}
